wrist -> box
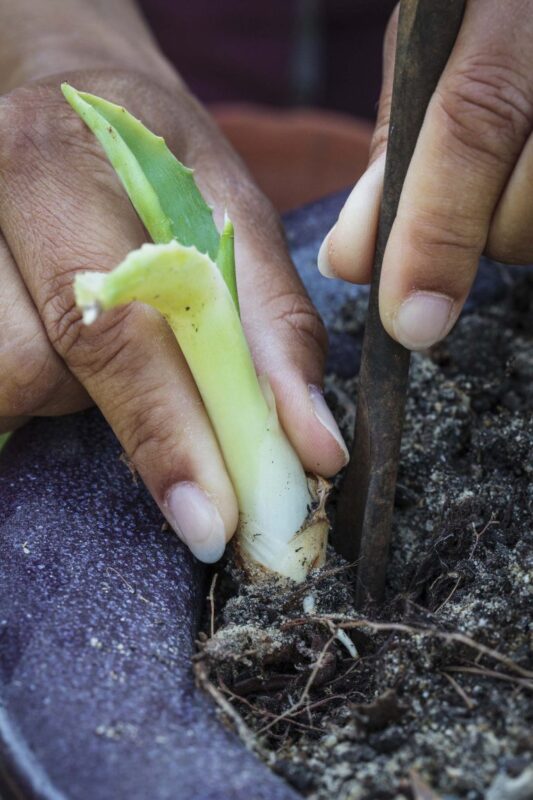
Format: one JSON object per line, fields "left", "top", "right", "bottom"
{"left": 0, "top": 1, "right": 177, "bottom": 93}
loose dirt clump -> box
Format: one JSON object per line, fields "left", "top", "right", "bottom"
{"left": 196, "top": 273, "right": 533, "bottom": 800}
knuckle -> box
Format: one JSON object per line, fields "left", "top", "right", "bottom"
{"left": 400, "top": 205, "right": 484, "bottom": 263}
{"left": 0, "top": 86, "right": 73, "bottom": 174}
{"left": 38, "top": 253, "right": 88, "bottom": 361}
{"left": 268, "top": 290, "right": 328, "bottom": 360}
{"left": 43, "top": 281, "right": 139, "bottom": 381}
{"left": 39, "top": 238, "right": 140, "bottom": 365}
{"left": 0, "top": 88, "right": 44, "bottom": 171}
{"left": 39, "top": 247, "right": 114, "bottom": 341}
{"left": 0, "top": 83, "right": 127, "bottom": 193}
{"left": 437, "top": 57, "right": 533, "bottom": 163}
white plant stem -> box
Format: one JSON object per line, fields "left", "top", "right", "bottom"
{"left": 75, "top": 241, "right": 328, "bottom": 581}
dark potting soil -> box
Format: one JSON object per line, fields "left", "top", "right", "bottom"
{"left": 196, "top": 272, "right": 533, "bottom": 800}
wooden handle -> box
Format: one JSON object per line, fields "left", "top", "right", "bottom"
{"left": 334, "top": 0, "right": 466, "bottom": 606}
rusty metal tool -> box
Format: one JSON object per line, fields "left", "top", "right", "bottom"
{"left": 334, "top": 0, "right": 466, "bottom": 606}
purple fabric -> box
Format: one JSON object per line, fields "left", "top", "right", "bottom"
{"left": 0, "top": 410, "right": 300, "bottom": 800}
{"left": 137, "top": 0, "right": 396, "bottom": 119}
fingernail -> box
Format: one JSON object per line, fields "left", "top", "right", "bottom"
{"left": 317, "top": 228, "right": 337, "bottom": 278}
{"left": 308, "top": 385, "right": 349, "bottom": 464}
{"left": 164, "top": 482, "right": 226, "bottom": 563}
{"left": 393, "top": 292, "right": 454, "bottom": 350}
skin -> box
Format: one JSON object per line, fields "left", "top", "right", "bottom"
{"left": 0, "top": 0, "right": 348, "bottom": 561}
{"left": 3, "top": 0, "right": 531, "bottom": 559}
{"left": 320, "top": 0, "right": 533, "bottom": 351}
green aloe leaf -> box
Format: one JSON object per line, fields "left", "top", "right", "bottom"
{"left": 61, "top": 83, "right": 220, "bottom": 260}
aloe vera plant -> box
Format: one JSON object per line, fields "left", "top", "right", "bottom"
{"left": 63, "top": 84, "right": 329, "bottom": 582}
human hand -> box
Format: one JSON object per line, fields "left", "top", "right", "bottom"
{"left": 0, "top": 68, "right": 348, "bottom": 562}
{"left": 318, "top": 0, "right": 533, "bottom": 350}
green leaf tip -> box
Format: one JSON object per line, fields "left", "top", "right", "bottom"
{"left": 61, "top": 83, "right": 220, "bottom": 260}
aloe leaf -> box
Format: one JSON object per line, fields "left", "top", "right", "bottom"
{"left": 66, "top": 89, "right": 328, "bottom": 579}
{"left": 0, "top": 432, "right": 11, "bottom": 452}
{"left": 61, "top": 84, "right": 220, "bottom": 260}
{"left": 74, "top": 241, "right": 271, "bottom": 496}
{"left": 74, "top": 242, "right": 316, "bottom": 577}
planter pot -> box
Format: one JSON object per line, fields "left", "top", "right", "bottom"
{"left": 0, "top": 191, "right": 514, "bottom": 800}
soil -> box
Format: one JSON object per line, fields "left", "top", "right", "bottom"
{"left": 196, "top": 272, "right": 533, "bottom": 800}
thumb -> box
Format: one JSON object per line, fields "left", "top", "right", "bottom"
{"left": 317, "top": 5, "right": 398, "bottom": 283}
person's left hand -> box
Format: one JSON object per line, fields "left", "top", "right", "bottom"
{"left": 318, "top": 0, "right": 533, "bottom": 350}
{"left": 0, "top": 68, "right": 348, "bottom": 564}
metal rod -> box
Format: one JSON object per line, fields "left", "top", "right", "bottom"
{"left": 334, "top": 0, "right": 466, "bottom": 607}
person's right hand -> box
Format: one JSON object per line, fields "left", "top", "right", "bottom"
{"left": 0, "top": 68, "right": 348, "bottom": 563}
{"left": 319, "top": 0, "right": 533, "bottom": 351}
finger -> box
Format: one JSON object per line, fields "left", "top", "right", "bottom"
{"left": 487, "top": 129, "right": 533, "bottom": 263}
{"left": 231, "top": 193, "right": 349, "bottom": 477}
{"left": 174, "top": 119, "right": 350, "bottom": 478}
{"left": 0, "top": 234, "right": 90, "bottom": 418}
{"left": 379, "top": 0, "right": 533, "bottom": 350}
{"left": 0, "top": 86, "right": 238, "bottom": 563}
{"left": 317, "top": 4, "right": 398, "bottom": 283}
{"left": 71, "top": 303, "right": 239, "bottom": 564}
